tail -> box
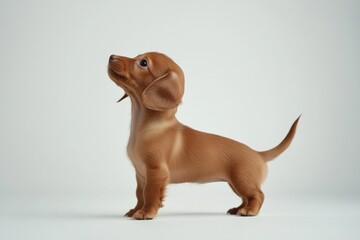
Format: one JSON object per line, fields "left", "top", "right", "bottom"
{"left": 259, "top": 115, "right": 301, "bottom": 162}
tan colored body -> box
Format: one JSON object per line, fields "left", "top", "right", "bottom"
{"left": 108, "top": 52, "right": 300, "bottom": 220}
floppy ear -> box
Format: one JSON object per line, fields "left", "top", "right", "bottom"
{"left": 142, "top": 71, "right": 183, "bottom": 111}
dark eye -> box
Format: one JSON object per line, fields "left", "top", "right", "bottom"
{"left": 139, "top": 59, "right": 148, "bottom": 67}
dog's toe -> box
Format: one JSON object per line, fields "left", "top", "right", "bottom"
{"left": 236, "top": 207, "right": 257, "bottom": 217}
{"left": 124, "top": 209, "right": 138, "bottom": 217}
{"left": 132, "top": 209, "right": 155, "bottom": 220}
{"left": 227, "top": 207, "right": 239, "bottom": 215}
{"left": 228, "top": 206, "right": 258, "bottom": 216}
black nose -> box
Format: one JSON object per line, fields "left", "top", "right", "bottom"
{"left": 110, "top": 54, "right": 117, "bottom": 61}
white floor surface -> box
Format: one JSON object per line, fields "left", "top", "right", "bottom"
{"left": 1, "top": 191, "right": 359, "bottom": 240}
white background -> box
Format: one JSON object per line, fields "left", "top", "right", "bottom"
{"left": 0, "top": 0, "right": 359, "bottom": 239}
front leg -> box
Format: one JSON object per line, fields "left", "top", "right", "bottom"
{"left": 125, "top": 173, "right": 145, "bottom": 217}
{"left": 132, "top": 166, "right": 169, "bottom": 220}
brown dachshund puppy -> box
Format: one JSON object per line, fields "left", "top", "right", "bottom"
{"left": 108, "top": 52, "right": 300, "bottom": 220}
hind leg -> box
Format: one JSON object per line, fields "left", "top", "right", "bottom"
{"left": 238, "top": 190, "right": 264, "bottom": 216}
{"left": 227, "top": 181, "right": 265, "bottom": 216}
{"left": 227, "top": 183, "right": 248, "bottom": 215}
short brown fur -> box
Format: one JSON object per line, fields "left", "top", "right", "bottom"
{"left": 108, "top": 52, "right": 300, "bottom": 220}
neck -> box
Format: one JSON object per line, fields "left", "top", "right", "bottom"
{"left": 129, "top": 98, "right": 178, "bottom": 137}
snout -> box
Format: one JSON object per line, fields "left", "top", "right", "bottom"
{"left": 109, "top": 54, "right": 121, "bottom": 63}
{"left": 108, "top": 54, "right": 130, "bottom": 102}
{"left": 108, "top": 54, "right": 129, "bottom": 83}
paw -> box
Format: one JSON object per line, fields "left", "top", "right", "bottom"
{"left": 227, "top": 207, "right": 258, "bottom": 216}
{"left": 227, "top": 207, "right": 239, "bottom": 215}
{"left": 236, "top": 207, "right": 258, "bottom": 217}
{"left": 132, "top": 209, "right": 156, "bottom": 220}
{"left": 124, "top": 209, "right": 138, "bottom": 217}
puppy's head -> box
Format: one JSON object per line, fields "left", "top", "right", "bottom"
{"left": 108, "top": 52, "right": 184, "bottom": 111}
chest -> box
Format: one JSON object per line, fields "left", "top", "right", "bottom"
{"left": 127, "top": 135, "right": 146, "bottom": 177}
{"left": 126, "top": 123, "right": 179, "bottom": 177}
{"left": 125, "top": 105, "right": 179, "bottom": 176}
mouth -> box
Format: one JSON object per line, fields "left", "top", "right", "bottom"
{"left": 108, "top": 67, "right": 128, "bottom": 83}
{"left": 108, "top": 67, "right": 129, "bottom": 103}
